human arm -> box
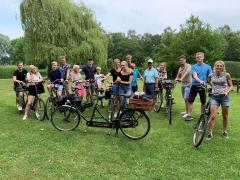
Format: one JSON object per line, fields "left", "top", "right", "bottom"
{"left": 226, "top": 73, "right": 233, "bottom": 96}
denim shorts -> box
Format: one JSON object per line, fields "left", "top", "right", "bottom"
{"left": 210, "top": 95, "right": 230, "bottom": 107}
{"left": 111, "top": 84, "right": 119, "bottom": 95}
{"left": 118, "top": 84, "right": 131, "bottom": 97}
{"left": 50, "top": 84, "right": 63, "bottom": 91}
{"left": 181, "top": 86, "right": 191, "bottom": 99}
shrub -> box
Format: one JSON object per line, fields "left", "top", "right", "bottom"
{"left": 224, "top": 61, "right": 240, "bottom": 79}
{"left": 0, "top": 65, "right": 48, "bottom": 79}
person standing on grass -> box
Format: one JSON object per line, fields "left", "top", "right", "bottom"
{"left": 23, "top": 65, "right": 44, "bottom": 120}
{"left": 82, "top": 56, "right": 97, "bottom": 102}
{"left": 59, "top": 56, "right": 71, "bottom": 94}
{"left": 185, "top": 52, "right": 212, "bottom": 121}
{"left": 104, "top": 59, "right": 122, "bottom": 117}
{"left": 157, "top": 62, "right": 167, "bottom": 107}
{"left": 143, "top": 59, "right": 159, "bottom": 99}
{"left": 131, "top": 63, "right": 143, "bottom": 93}
{"left": 13, "top": 61, "right": 28, "bottom": 111}
{"left": 115, "top": 61, "right": 133, "bottom": 108}
{"left": 207, "top": 60, "right": 233, "bottom": 140}
{"left": 175, "top": 55, "right": 192, "bottom": 119}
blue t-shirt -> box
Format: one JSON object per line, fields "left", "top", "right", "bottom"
{"left": 131, "top": 68, "right": 140, "bottom": 87}
{"left": 144, "top": 67, "right": 159, "bottom": 84}
{"left": 192, "top": 63, "right": 212, "bottom": 85}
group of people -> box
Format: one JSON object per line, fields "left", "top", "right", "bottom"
{"left": 174, "top": 52, "right": 233, "bottom": 140}
{"left": 12, "top": 52, "right": 233, "bottom": 140}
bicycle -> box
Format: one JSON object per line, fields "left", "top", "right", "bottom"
{"left": 26, "top": 81, "right": 46, "bottom": 121}
{"left": 154, "top": 80, "right": 164, "bottom": 112}
{"left": 14, "top": 82, "right": 28, "bottom": 112}
{"left": 192, "top": 87, "right": 212, "bottom": 148}
{"left": 50, "top": 90, "right": 151, "bottom": 140}
{"left": 45, "top": 79, "right": 65, "bottom": 120}
{"left": 162, "top": 80, "right": 176, "bottom": 125}
{"left": 84, "top": 79, "right": 96, "bottom": 103}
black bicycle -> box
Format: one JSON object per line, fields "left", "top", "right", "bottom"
{"left": 14, "top": 82, "right": 28, "bottom": 112}
{"left": 45, "top": 79, "right": 65, "bottom": 120}
{"left": 192, "top": 87, "right": 212, "bottom": 148}
{"left": 50, "top": 89, "right": 150, "bottom": 140}
{"left": 163, "top": 80, "right": 176, "bottom": 125}
{"left": 27, "top": 81, "right": 46, "bottom": 121}
{"left": 154, "top": 80, "right": 164, "bottom": 112}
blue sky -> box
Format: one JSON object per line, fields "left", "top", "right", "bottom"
{"left": 1, "top": 0, "right": 240, "bottom": 39}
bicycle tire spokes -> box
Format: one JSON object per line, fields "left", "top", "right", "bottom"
{"left": 51, "top": 105, "right": 80, "bottom": 131}
{"left": 119, "top": 109, "right": 150, "bottom": 140}
{"left": 192, "top": 114, "right": 208, "bottom": 148}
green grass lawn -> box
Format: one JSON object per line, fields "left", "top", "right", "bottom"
{"left": 0, "top": 79, "right": 240, "bottom": 179}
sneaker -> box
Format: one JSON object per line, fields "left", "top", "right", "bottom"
{"left": 184, "top": 115, "right": 193, "bottom": 121}
{"left": 161, "top": 104, "right": 165, "bottom": 108}
{"left": 23, "top": 114, "right": 27, "bottom": 120}
{"left": 180, "top": 112, "right": 186, "bottom": 115}
{"left": 206, "top": 133, "right": 213, "bottom": 140}
{"left": 182, "top": 114, "right": 188, "bottom": 118}
{"left": 35, "top": 112, "right": 40, "bottom": 119}
{"left": 17, "top": 105, "right": 23, "bottom": 111}
{"left": 223, "top": 132, "right": 229, "bottom": 139}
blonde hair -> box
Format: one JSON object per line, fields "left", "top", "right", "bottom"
{"left": 29, "top": 65, "right": 37, "bottom": 73}
{"left": 51, "top": 61, "right": 57, "bottom": 66}
{"left": 73, "top": 65, "right": 80, "bottom": 70}
{"left": 96, "top": 66, "right": 101, "bottom": 71}
{"left": 158, "top": 62, "right": 167, "bottom": 71}
{"left": 196, "top": 52, "right": 204, "bottom": 56}
{"left": 121, "top": 61, "right": 132, "bottom": 74}
{"left": 214, "top": 60, "right": 226, "bottom": 72}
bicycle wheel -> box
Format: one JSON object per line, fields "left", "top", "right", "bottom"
{"left": 154, "top": 91, "right": 163, "bottom": 112}
{"left": 192, "top": 114, "right": 209, "bottom": 148}
{"left": 51, "top": 105, "right": 80, "bottom": 131}
{"left": 35, "top": 98, "right": 46, "bottom": 121}
{"left": 166, "top": 99, "right": 172, "bottom": 125}
{"left": 119, "top": 109, "right": 150, "bottom": 140}
{"left": 46, "top": 97, "right": 56, "bottom": 120}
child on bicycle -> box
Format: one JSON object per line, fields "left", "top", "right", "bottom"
{"left": 23, "top": 65, "right": 43, "bottom": 120}
{"left": 70, "top": 65, "right": 85, "bottom": 97}
{"left": 48, "top": 61, "right": 64, "bottom": 97}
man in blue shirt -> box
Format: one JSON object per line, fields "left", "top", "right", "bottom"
{"left": 185, "top": 52, "right": 212, "bottom": 121}
{"left": 143, "top": 59, "right": 159, "bottom": 99}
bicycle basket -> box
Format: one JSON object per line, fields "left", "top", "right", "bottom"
{"left": 128, "top": 98, "right": 154, "bottom": 111}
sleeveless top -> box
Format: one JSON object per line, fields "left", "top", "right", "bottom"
{"left": 211, "top": 72, "right": 228, "bottom": 95}
{"left": 71, "top": 72, "right": 82, "bottom": 82}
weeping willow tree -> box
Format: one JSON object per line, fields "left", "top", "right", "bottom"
{"left": 20, "top": 0, "right": 108, "bottom": 68}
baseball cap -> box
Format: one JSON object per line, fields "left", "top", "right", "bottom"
{"left": 88, "top": 56, "right": 93, "bottom": 60}
{"left": 148, "top": 59, "right": 153, "bottom": 64}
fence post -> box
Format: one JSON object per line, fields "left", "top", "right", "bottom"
{"left": 237, "top": 80, "right": 239, "bottom": 93}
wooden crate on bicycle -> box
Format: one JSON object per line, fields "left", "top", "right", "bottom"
{"left": 128, "top": 98, "right": 154, "bottom": 111}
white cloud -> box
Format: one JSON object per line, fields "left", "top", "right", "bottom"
{"left": 1, "top": 0, "right": 240, "bottom": 38}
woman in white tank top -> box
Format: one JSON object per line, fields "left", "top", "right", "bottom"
{"left": 207, "top": 60, "right": 233, "bottom": 140}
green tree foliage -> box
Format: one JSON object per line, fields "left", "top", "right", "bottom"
{"left": 20, "top": 0, "right": 108, "bottom": 68}
{"left": 0, "top": 34, "right": 11, "bottom": 64}
{"left": 10, "top": 37, "right": 25, "bottom": 64}
{"left": 156, "top": 15, "right": 225, "bottom": 65}
{"left": 108, "top": 30, "right": 144, "bottom": 66}
{"left": 216, "top": 25, "right": 240, "bottom": 61}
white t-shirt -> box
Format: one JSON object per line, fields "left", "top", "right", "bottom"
{"left": 26, "top": 72, "right": 42, "bottom": 85}
{"left": 94, "top": 74, "right": 104, "bottom": 88}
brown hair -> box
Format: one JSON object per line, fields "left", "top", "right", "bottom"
{"left": 178, "top": 55, "right": 186, "bottom": 59}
